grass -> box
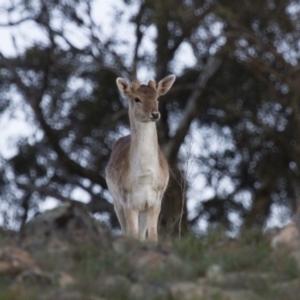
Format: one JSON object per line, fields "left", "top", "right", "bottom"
{"left": 0, "top": 228, "right": 300, "bottom": 300}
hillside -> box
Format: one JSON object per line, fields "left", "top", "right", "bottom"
{"left": 0, "top": 203, "right": 299, "bottom": 300}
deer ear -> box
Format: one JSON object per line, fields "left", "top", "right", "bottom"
{"left": 116, "top": 78, "right": 131, "bottom": 96}
{"left": 157, "top": 74, "right": 176, "bottom": 95}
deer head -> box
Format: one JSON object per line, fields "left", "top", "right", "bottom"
{"left": 116, "top": 75, "right": 176, "bottom": 123}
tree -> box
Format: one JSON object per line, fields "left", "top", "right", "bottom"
{"left": 0, "top": 0, "right": 299, "bottom": 233}
{"left": 190, "top": 0, "right": 300, "bottom": 230}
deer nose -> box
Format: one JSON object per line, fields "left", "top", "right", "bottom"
{"left": 151, "top": 112, "right": 160, "bottom": 120}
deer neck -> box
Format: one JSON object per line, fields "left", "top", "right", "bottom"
{"left": 129, "top": 117, "right": 159, "bottom": 171}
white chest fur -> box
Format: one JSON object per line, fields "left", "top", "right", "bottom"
{"left": 128, "top": 122, "right": 160, "bottom": 211}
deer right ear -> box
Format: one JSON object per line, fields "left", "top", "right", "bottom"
{"left": 157, "top": 74, "right": 176, "bottom": 95}
{"left": 116, "top": 78, "right": 131, "bottom": 96}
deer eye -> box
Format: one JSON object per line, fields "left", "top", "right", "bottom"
{"left": 134, "top": 97, "right": 141, "bottom": 103}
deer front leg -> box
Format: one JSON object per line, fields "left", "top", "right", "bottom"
{"left": 124, "top": 208, "right": 139, "bottom": 238}
{"left": 147, "top": 203, "right": 161, "bottom": 242}
{"left": 138, "top": 211, "right": 148, "bottom": 241}
{"left": 114, "top": 204, "right": 127, "bottom": 236}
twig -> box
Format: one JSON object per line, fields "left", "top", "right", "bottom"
{"left": 168, "top": 134, "right": 196, "bottom": 238}
{"left": 179, "top": 135, "right": 196, "bottom": 238}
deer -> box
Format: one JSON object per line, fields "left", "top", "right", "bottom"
{"left": 105, "top": 75, "right": 176, "bottom": 242}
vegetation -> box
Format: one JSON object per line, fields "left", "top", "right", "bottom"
{"left": 0, "top": 220, "right": 299, "bottom": 300}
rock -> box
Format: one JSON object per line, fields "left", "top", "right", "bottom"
{"left": 206, "top": 264, "right": 223, "bottom": 281}
{"left": 102, "top": 275, "right": 130, "bottom": 287}
{"left": 112, "top": 236, "right": 128, "bottom": 254}
{"left": 290, "top": 250, "right": 300, "bottom": 269}
{"left": 9, "top": 268, "right": 54, "bottom": 298}
{"left": 21, "top": 203, "right": 111, "bottom": 251}
{"left": 206, "top": 271, "right": 271, "bottom": 285}
{"left": 54, "top": 271, "right": 76, "bottom": 288}
{"left": 46, "top": 237, "right": 71, "bottom": 253}
{"left": 39, "top": 290, "right": 106, "bottom": 300}
{"left": 113, "top": 238, "right": 185, "bottom": 273}
{"left": 170, "top": 282, "right": 205, "bottom": 300}
{"left": 130, "top": 283, "right": 144, "bottom": 298}
{"left": 112, "top": 237, "right": 141, "bottom": 253}
{"left": 0, "top": 246, "right": 37, "bottom": 275}
{"left": 13, "top": 268, "right": 54, "bottom": 286}
{"left": 215, "top": 289, "right": 262, "bottom": 300}
{"left": 131, "top": 247, "right": 184, "bottom": 272}
{"left": 272, "top": 279, "right": 300, "bottom": 294}
{"left": 271, "top": 223, "right": 300, "bottom": 251}
{"left": 129, "top": 282, "right": 168, "bottom": 299}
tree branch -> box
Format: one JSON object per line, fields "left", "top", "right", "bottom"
{"left": 130, "top": 2, "right": 146, "bottom": 78}
{"left": 164, "top": 56, "right": 223, "bottom": 164}
{"left": 17, "top": 182, "right": 75, "bottom": 203}
{"left": 17, "top": 182, "right": 115, "bottom": 217}
{"left": 0, "top": 52, "right": 108, "bottom": 188}
{"left": 0, "top": 17, "right": 33, "bottom": 27}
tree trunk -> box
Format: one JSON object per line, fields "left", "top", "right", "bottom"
{"left": 243, "top": 187, "right": 273, "bottom": 229}
{"left": 159, "top": 162, "right": 189, "bottom": 235}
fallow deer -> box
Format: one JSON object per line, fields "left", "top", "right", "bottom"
{"left": 106, "top": 75, "right": 176, "bottom": 241}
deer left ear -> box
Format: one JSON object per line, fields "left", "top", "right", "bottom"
{"left": 116, "top": 77, "right": 131, "bottom": 97}
{"left": 157, "top": 74, "right": 176, "bottom": 95}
